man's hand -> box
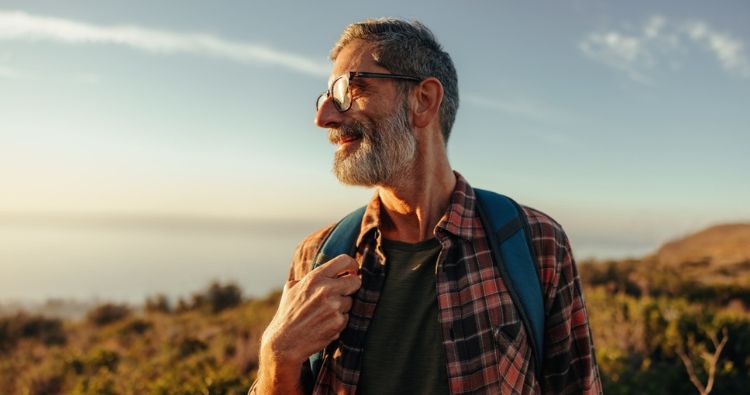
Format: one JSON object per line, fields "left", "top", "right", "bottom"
{"left": 255, "top": 255, "right": 361, "bottom": 394}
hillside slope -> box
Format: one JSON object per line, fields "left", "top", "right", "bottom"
{"left": 656, "top": 223, "right": 750, "bottom": 267}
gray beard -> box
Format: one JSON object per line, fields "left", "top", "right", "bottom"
{"left": 331, "top": 103, "right": 416, "bottom": 187}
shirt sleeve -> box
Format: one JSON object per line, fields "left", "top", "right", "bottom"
{"left": 540, "top": 225, "right": 603, "bottom": 394}
{"left": 249, "top": 224, "right": 335, "bottom": 395}
{"left": 288, "top": 224, "right": 336, "bottom": 281}
{"left": 288, "top": 225, "right": 337, "bottom": 393}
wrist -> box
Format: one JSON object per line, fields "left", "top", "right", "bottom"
{"left": 255, "top": 361, "right": 305, "bottom": 395}
{"left": 260, "top": 330, "right": 302, "bottom": 368}
{"left": 257, "top": 337, "right": 305, "bottom": 393}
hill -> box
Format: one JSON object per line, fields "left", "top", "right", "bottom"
{"left": 655, "top": 223, "right": 750, "bottom": 268}
{"left": 581, "top": 223, "right": 750, "bottom": 303}
{"left": 649, "top": 223, "right": 750, "bottom": 291}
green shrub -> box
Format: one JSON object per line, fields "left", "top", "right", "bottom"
{"left": 19, "top": 314, "right": 67, "bottom": 346}
{"left": 22, "top": 370, "right": 65, "bottom": 395}
{"left": 204, "top": 282, "right": 243, "bottom": 313}
{"left": 86, "top": 349, "right": 120, "bottom": 373}
{"left": 118, "top": 318, "right": 153, "bottom": 336}
{"left": 183, "top": 282, "right": 243, "bottom": 313}
{"left": 178, "top": 337, "right": 208, "bottom": 358}
{"left": 0, "top": 313, "right": 66, "bottom": 350}
{"left": 87, "top": 303, "right": 131, "bottom": 326}
{"left": 70, "top": 368, "right": 117, "bottom": 395}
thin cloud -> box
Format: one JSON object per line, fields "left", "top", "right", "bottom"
{"left": 579, "top": 30, "right": 653, "bottom": 83}
{"left": 462, "top": 94, "right": 579, "bottom": 146}
{"left": 463, "top": 94, "right": 573, "bottom": 122}
{"left": 580, "top": 15, "right": 750, "bottom": 81}
{"left": 0, "top": 10, "right": 329, "bottom": 77}
{"left": 683, "top": 19, "right": 750, "bottom": 77}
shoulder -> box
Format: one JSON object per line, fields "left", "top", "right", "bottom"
{"left": 517, "top": 204, "right": 574, "bottom": 296}
{"left": 288, "top": 223, "right": 336, "bottom": 281}
{"left": 517, "top": 205, "right": 601, "bottom": 392}
{"left": 519, "top": 205, "right": 570, "bottom": 253}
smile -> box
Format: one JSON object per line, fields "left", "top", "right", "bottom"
{"left": 336, "top": 135, "right": 361, "bottom": 150}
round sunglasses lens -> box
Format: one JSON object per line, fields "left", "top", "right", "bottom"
{"left": 332, "top": 76, "right": 350, "bottom": 111}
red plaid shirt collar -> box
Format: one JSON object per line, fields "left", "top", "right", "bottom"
{"left": 356, "top": 171, "right": 481, "bottom": 247}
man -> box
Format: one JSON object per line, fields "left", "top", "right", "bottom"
{"left": 252, "top": 18, "right": 601, "bottom": 395}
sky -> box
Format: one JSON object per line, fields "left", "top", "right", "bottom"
{"left": 1, "top": 0, "right": 749, "bottom": 259}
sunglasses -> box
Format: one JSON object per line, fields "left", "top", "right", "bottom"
{"left": 316, "top": 71, "right": 422, "bottom": 112}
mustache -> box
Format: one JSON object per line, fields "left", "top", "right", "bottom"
{"left": 328, "top": 122, "right": 366, "bottom": 144}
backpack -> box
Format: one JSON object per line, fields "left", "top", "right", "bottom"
{"left": 308, "top": 188, "right": 545, "bottom": 381}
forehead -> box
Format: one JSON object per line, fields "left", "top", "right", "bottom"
{"left": 328, "top": 40, "right": 387, "bottom": 83}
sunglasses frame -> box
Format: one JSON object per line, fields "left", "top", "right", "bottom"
{"left": 316, "top": 71, "right": 423, "bottom": 112}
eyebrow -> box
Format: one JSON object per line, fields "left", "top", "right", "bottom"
{"left": 350, "top": 78, "right": 368, "bottom": 89}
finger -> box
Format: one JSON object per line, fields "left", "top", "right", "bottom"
{"left": 315, "top": 254, "right": 359, "bottom": 279}
{"left": 337, "top": 296, "right": 353, "bottom": 313}
{"left": 329, "top": 272, "right": 362, "bottom": 296}
{"left": 327, "top": 313, "right": 350, "bottom": 343}
{"left": 339, "top": 312, "right": 349, "bottom": 330}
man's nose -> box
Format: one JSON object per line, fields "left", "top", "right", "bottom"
{"left": 315, "top": 96, "right": 344, "bottom": 129}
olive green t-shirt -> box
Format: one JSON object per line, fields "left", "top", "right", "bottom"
{"left": 356, "top": 237, "right": 449, "bottom": 395}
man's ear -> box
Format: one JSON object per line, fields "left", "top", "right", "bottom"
{"left": 411, "top": 77, "right": 443, "bottom": 129}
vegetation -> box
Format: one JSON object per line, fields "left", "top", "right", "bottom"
{"left": 583, "top": 278, "right": 749, "bottom": 394}
{"left": 1, "top": 224, "right": 749, "bottom": 394}
{"left": 579, "top": 223, "right": 750, "bottom": 394}
{"left": 0, "top": 282, "right": 277, "bottom": 395}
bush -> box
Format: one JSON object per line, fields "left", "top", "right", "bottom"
{"left": 177, "top": 337, "right": 208, "bottom": 358}
{"left": 16, "top": 359, "right": 66, "bottom": 395}
{"left": 0, "top": 313, "right": 66, "bottom": 350}
{"left": 118, "top": 318, "right": 153, "bottom": 336}
{"left": 183, "top": 282, "right": 243, "bottom": 313}
{"left": 19, "top": 315, "right": 67, "bottom": 346}
{"left": 579, "top": 259, "right": 643, "bottom": 296}
{"left": 70, "top": 367, "right": 118, "bottom": 395}
{"left": 205, "top": 282, "right": 243, "bottom": 313}
{"left": 86, "top": 349, "right": 120, "bottom": 373}
{"left": 87, "top": 304, "right": 131, "bottom": 326}
{"left": 145, "top": 294, "right": 172, "bottom": 313}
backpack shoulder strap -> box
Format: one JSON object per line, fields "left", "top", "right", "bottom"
{"left": 308, "top": 205, "right": 366, "bottom": 381}
{"left": 312, "top": 206, "right": 366, "bottom": 270}
{"left": 474, "top": 188, "right": 545, "bottom": 377}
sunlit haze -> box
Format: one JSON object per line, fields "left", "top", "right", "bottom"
{"left": 1, "top": 1, "right": 748, "bottom": 302}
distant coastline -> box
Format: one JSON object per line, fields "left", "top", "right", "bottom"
{"left": 1, "top": 215, "right": 744, "bottom": 306}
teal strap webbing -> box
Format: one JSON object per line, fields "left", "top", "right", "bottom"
{"left": 474, "top": 188, "right": 544, "bottom": 376}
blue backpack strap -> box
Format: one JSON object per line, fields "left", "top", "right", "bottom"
{"left": 474, "top": 188, "right": 545, "bottom": 377}
{"left": 308, "top": 206, "right": 367, "bottom": 382}
{"left": 312, "top": 206, "right": 366, "bottom": 270}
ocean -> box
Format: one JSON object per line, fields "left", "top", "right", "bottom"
{"left": 0, "top": 216, "right": 324, "bottom": 305}
{"left": 0, "top": 215, "right": 657, "bottom": 306}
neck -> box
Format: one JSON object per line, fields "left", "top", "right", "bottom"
{"left": 377, "top": 137, "right": 455, "bottom": 243}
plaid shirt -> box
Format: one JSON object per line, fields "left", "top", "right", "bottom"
{"left": 285, "top": 173, "right": 601, "bottom": 395}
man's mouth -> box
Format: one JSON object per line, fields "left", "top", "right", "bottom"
{"left": 338, "top": 135, "right": 360, "bottom": 145}
{"left": 329, "top": 128, "right": 363, "bottom": 148}
{"left": 335, "top": 135, "right": 362, "bottom": 152}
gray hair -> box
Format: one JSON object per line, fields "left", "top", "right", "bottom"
{"left": 331, "top": 18, "right": 459, "bottom": 144}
